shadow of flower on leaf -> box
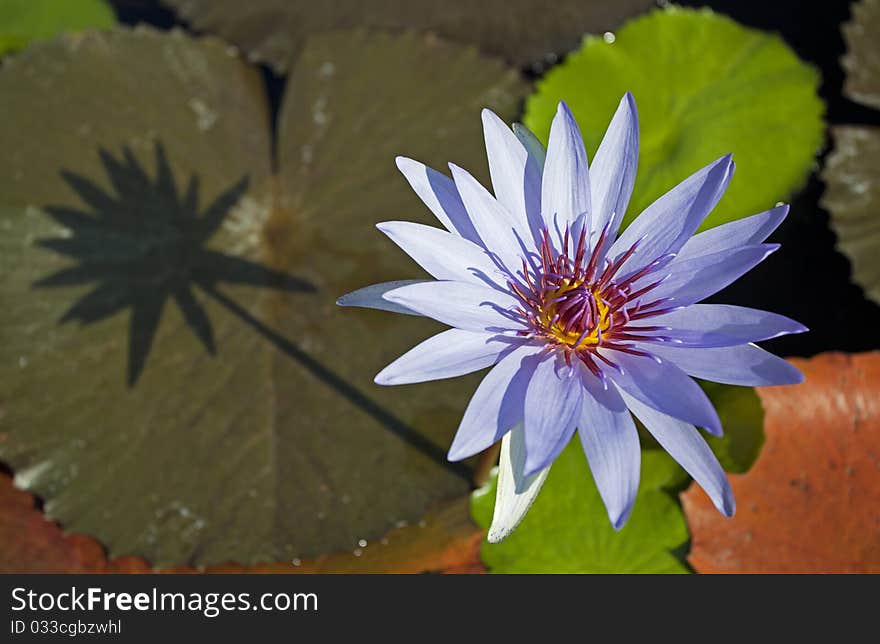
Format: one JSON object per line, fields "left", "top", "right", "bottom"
{"left": 33, "top": 142, "right": 314, "bottom": 386}
{"left": 29, "top": 141, "right": 470, "bottom": 480}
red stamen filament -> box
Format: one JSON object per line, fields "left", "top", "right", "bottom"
{"left": 515, "top": 223, "right": 673, "bottom": 366}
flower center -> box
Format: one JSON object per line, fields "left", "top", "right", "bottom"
{"left": 539, "top": 280, "right": 612, "bottom": 349}
{"left": 508, "top": 223, "right": 677, "bottom": 371}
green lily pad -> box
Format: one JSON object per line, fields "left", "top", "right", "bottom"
{"left": 165, "top": 0, "right": 654, "bottom": 72}
{"left": 0, "top": 27, "right": 526, "bottom": 566}
{"left": 842, "top": 0, "right": 880, "bottom": 110}
{"left": 0, "top": 0, "right": 115, "bottom": 56}
{"left": 471, "top": 443, "right": 690, "bottom": 573}
{"left": 524, "top": 6, "right": 824, "bottom": 232}
{"left": 821, "top": 126, "right": 880, "bottom": 304}
{"left": 699, "top": 382, "right": 764, "bottom": 474}
{"left": 634, "top": 381, "right": 764, "bottom": 484}
{"left": 470, "top": 381, "right": 763, "bottom": 572}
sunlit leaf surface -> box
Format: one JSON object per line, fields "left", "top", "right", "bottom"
{"left": 0, "top": 0, "right": 115, "bottom": 55}
{"left": 468, "top": 381, "right": 764, "bottom": 573}
{"left": 698, "top": 382, "right": 764, "bottom": 474}
{"left": 524, "top": 6, "right": 824, "bottom": 232}
{"left": 165, "top": 0, "right": 654, "bottom": 71}
{"left": 0, "top": 27, "right": 526, "bottom": 566}
{"left": 471, "top": 445, "right": 691, "bottom": 574}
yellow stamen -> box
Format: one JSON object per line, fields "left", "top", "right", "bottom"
{"left": 538, "top": 280, "right": 612, "bottom": 349}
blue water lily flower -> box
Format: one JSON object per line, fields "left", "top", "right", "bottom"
{"left": 339, "top": 93, "right": 806, "bottom": 542}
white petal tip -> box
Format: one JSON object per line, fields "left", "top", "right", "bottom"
{"left": 374, "top": 221, "right": 395, "bottom": 233}
{"left": 761, "top": 244, "right": 781, "bottom": 261}
{"left": 336, "top": 291, "right": 359, "bottom": 307}
{"left": 486, "top": 516, "right": 520, "bottom": 543}
{"left": 446, "top": 444, "right": 471, "bottom": 463}
{"left": 486, "top": 529, "right": 508, "bottom": 544}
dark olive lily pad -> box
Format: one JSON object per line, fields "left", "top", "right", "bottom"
{"left": 0, "top": 26, "right": 526, "bottom": 567}
{"left": 842, "top": 0, "right": 880, "bottom": 110}
{"left": 821, "top": 126, "right": 880, "bottom": 304}
{"left": 165, "top": 0, "right": 654, "bottom": 72}
{"left": 824, "top": 0, "right": 880, "bottom": 305}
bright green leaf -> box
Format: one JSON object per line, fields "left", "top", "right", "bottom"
{"left": 471, "top": 442, "right": 690, "bottom": 574}
{"left": 524, "top": 6, "right": 824, "bottom": 232}
{"left": 470, "top": 382, "right": 764, "bottom": 573}
{"left": 0, "top": 0, "right": 115, "bottom": 56}
{"left": 700, "top": 381, "right": 765, "bottom": 474}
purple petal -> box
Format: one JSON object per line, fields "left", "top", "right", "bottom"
{"left": 382, "top": 280, "right": 523, "bottom": 333}
{"left": 577, "top": 366, "right": 640, "bottom": 529}
{"left": 376, "top": 221, "right": 508, "bottom": 288}
{"left": 513, "top": 122, "right": 546, "bottom": 171}
{"left": 482, "top": 109, "right": 541, "bottom": 245}
{"left": 541, "top": 101, "right": 591, "bottom": 235}
{"left": 449, "top": 163, "right": 528, "bottom": 270}
{"left": 512, "top": 122, "right": 549, "bottom": 238}
{"left": 523, "top": 351, "right": 582, "bottom": 476}
{"left": 618, "top": 390, "right": 735, "bottom": 517}
{"left": 677, "top": 204, "right": 788, "bottom": 260}
{"left": 644, "top": 343, "right": 805, "bottom": 387}
{"left": 336, "top": 280, "right": 427, "bottom": 316}
{"left": 375, "top": 329, "right": 518, "bottom": 386}
{"left": 609, "top": 154, "right": 734, "bottom": 277}
{"left": 646, "top": 243, "right": 779, "bottom": 308}
{"left": 448, "top": 344, "right": 541, "bottom": 460}
{"left": 601, "top": 348, "right": 722, "bottom": 435}
{"left": 644, "top": 304, "right": 808, "bottom": 347}
{"left": 395, "top": 157, "right": 480, "bottom": 242}
{"left": 487, "top": 424, "right": 551, "bottom": 543}
{"left": 590, "top": 92, "right": 639, "bottom": 258}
